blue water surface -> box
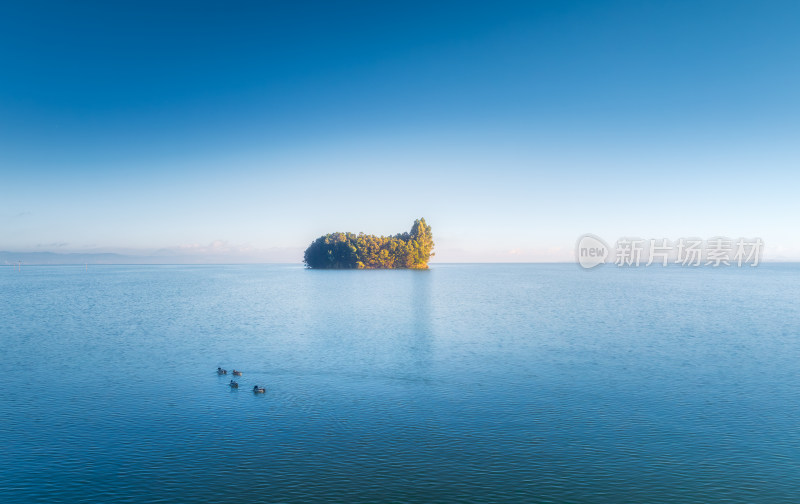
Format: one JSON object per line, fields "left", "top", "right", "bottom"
{"left": 1, "top": 264, "right": 798, "bottom": 503}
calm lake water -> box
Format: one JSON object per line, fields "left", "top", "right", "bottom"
{"left": 1, "top": 264, "right": 799, "bottom": 503}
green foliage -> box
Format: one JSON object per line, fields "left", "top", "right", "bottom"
{"left": 304, "top": 218, "right": 435, "bottom": 269}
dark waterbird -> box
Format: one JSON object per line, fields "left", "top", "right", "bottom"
{"left": 232, "top": 369, "right": 242, "bottom": 376}
{"left": 253, "top": 385, "right": 266, "bottom": 393}
{"left": 217, "top": 367, "right": 227, "bottom": 375}
{"left": 229, "top": 380, "right": 238, "bottom": 389}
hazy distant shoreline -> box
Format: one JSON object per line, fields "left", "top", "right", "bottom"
{"left": 0, "top": 251, "right": 303, "bottom": 265}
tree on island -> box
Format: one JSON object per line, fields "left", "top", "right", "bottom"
{"left": 303, "top": 218, "right": 435, "bottom": 269}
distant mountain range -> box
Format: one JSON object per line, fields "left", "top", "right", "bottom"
{"left": 0, "top": 249, "right": 303, "bottom": 265}
{"left": 1, "top": 251, "right": 174, "bottom": 265}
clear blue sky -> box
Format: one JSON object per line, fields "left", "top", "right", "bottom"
{"left": 1, "top": 1, "right": 798, "bottom": 262}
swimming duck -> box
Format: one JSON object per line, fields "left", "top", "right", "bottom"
{"left": 253, "top": 385, "right": 266, "bottom": 393}
{"left": 232, "top": 370, "right": 242, "bottom": 376}
{"left": 217, "top": 367, "right": 227, "bottom": 375}
{"left": 229, "top": 380, "right": 239, "bottom": 389}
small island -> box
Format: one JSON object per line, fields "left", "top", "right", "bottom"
{"left": 304, "top": 218, "right": 434, "bottom": 269}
